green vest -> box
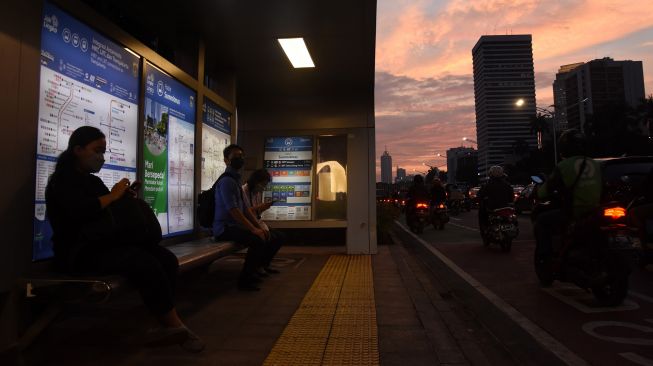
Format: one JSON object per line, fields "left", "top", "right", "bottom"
{"left": 538, "top": 156, "right": 602, "bottom": 218}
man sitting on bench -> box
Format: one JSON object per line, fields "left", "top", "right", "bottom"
{"left": 213, "top": 144, "right": 267, "bottom": 291}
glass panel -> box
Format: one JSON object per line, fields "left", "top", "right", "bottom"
{"left": 315, "top": 135, "right": 348, "bottom": 220}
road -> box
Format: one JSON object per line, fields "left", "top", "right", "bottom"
{"left": 398, "top": 208, "right": 653, "bottom": 366}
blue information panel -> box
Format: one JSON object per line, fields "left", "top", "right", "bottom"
{"left": 262, "top": 137, "right": 313, "bottom": 221}
{"left": 143, "top": 62, "right": 196, "bottom": 237}
{"left": 200, "top": 98, "right": 231, "bottom": 191}
{"left": 33, "top": 2, "right": 140, "bottom": 261}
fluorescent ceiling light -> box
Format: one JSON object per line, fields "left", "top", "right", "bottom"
{"left": 277, "top": 38, "right": 315, "bottom": 68}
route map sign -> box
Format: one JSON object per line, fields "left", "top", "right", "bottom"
{"left": 33, "top": 2, "right": 140, "bottom": 260}
{"left": 201, "top": 98, "right": 231, "bottom": 191}
{"left": 143, "top": 62, "right": 196, "bottom": 236}
{"left": 262, "top": 136, "right": 313, "bottom": 221}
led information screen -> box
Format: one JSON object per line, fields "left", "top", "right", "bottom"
{"left": 200, "top": 98, "right": 231, "bottom": 191}
{"left": 33, "top": 2, "right": 140, "bottom": 260}
{"left": 262, "top": 137, "right": 313, "bottom": 221}
{"left": 143, "top": 62, "right": 196, "bottom": 236}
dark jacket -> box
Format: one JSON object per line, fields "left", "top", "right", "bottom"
{"left": 430, "top": 184, "right": 447, "bottom": 204}
{"left": 45, "top": 169, "right": 109, "bottom": 269}
{"left": 478, "top": 177, "right": 513, "bottom": 211}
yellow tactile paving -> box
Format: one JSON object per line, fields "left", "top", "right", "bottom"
{"left": 263, "top": 255, "right": 379, "bottom": 366}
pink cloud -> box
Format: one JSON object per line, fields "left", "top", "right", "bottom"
{"left": 375, "top": 0, "right": 653, "bottom": 180}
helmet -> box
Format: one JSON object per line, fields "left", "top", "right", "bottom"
{"left": 488, "top": 165, "right": 504, "bottom": 178}
{"left": 558, "top": 129, "right": 587, "bottom": 158}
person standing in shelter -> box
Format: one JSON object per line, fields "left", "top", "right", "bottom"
{"left": 242, "top": 169, "right": 285, "bottom": 276}
{"left": 213, "top": 144, "right": 268, "bottom": 291}
{"left": 45, "top": 126, "right": 204, "bottom": 352}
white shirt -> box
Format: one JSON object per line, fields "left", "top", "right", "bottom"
{"left": 242, "top": 183, "right": 269, "bottom": 231}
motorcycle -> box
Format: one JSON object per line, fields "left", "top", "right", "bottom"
{"left": 430, "top": 202, "right": 449, "bottom": 230}
{"left": 407, "top": 201, "right": 430, "bottom": 234}
{"left": 482, "top": 206, "right": 519, "bottom": 252}
{"left": 531, "top": 176, "right": 636, "bottom": 306}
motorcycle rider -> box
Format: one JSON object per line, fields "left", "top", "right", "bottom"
{"left": 430, "top": 178, "right": 447, "bottom": 207}
{"left": 477, "top": 165, "right": 514, "bottom": 237}
{"left": 533, "top": 129, "right": 602, "bottom": 274}
{"left": 406, "top": 175, "right": 430, "bottom": 223}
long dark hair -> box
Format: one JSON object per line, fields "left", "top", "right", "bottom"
{"left": 247, "top": 169, "right": 271, "bottom": 193}
{"left": 52, "top": 126, "right": 105, "bottom": 176}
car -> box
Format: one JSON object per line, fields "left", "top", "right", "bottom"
{"left": 514, "top": 184, "right": 535, "bottom": 214}
{"left": 468, "top": 186, "right": 481, "bottom": 208}
{"left": 597, "top": 156, "right": 653, "bottom": 206}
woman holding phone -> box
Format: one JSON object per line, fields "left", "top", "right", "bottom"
{"left": 45, "top": 126, "right": 203, "bottom": 352}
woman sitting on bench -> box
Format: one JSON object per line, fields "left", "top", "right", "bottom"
{"left": 45, "top": 126, "right": 204, "bottom": 352}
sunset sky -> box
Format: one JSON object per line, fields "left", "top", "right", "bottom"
{"left": 375, "top": 0, "right": 653, "bottom": 179}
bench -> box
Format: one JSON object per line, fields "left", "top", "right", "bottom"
{"left": 16, "top": 237, "right": 244, "bottom": 350}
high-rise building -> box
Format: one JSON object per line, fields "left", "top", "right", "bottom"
{"left": 446, "top": 147, "right": 478, "bottom": 184}
{"left": 552, "top": 63, "right": 584, "bottom": 131}
{"left": 380, "top": 149, "right": 393, "bottom": 184}
{"left": 556, "top": 57, "right": 645, "bottom": 133}
{"left": 472, "top": 35, "right": 537, "bottom": 176}
{"left": 395, "top": 167, "right": 406, "bottom": 183}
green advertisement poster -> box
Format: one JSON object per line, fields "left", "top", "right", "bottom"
{"left": 143, "top": 109, "right": 169, "bottom": 232}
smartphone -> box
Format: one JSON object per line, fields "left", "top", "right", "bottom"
{"left": 129, "top": 181, "right": 141, "bottom": 191}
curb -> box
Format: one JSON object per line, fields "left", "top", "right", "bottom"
{"left": 394, "top": 220, "right": 589, "bottom": 366}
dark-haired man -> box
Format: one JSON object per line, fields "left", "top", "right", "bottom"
{"left": 213, "top": 144, "right": 268, "bottom": 290}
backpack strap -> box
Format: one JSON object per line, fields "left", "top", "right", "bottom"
{"left": 216, "top": 171, "right": 244, "bottom": 202}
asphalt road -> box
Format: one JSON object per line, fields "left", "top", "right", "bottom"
{"left": 399, "top": 208, "right": 653, "bottom": 366}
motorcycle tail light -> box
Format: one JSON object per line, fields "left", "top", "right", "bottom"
{"left": 438, "top": 203, "right": 446, "bottom": 209}
{"left": 416, "top": 202, "right": 429, "bottom": 209}
{"left": 604, "top": 207, "right": 626, "bottom": 219}
{"left": 494, "top": 207, "right": 515, "bottom": 217}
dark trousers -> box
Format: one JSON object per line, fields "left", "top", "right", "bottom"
{"left": 263, "top": 228, "right": 285, "bottom": 267}
{"left": 74, "top": 244, "right": 178, "bottom": 317}
{"left": 534, "top": 209, "right": 563, "bottom": 260}
{"left": 216, "top": 225, "right": 266, "bottom": 281}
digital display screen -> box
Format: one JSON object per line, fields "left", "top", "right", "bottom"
{"left": 143, "top": 62, "right": 196, "bottom": 236}
{"left": 262, "top": 137, "right": 313, "bottom": 221}
{"left": 200, "top": 98, "right": 231, "bottom": 191}
{"left": 33, "top": 2, "right": 140, "bottom": 260}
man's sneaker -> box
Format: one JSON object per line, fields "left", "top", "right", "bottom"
{"left": 256, "top": 268, "right": 270, "bottom": 278}
{"left": 143, "top": 326, "right": 188, "bottom": 347}
{"left": 264, "top": 267, "right": 281, "bottom": 274}
{"left": 181, "top": 329, "right": 205, "bottom": 353}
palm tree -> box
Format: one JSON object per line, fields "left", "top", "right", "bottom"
{"left": 529, "top": 113, "right": 550, "bottom": 150}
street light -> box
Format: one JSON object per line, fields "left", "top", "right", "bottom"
{"left": 516, "top": 99, "right": 557, "bottom": 164}
{"left": 515, "top": 98, "right": 588, "bottom": 165}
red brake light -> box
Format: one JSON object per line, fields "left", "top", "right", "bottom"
{"left": 416, "top": 202, "right": 428, "bottom": 209}
{"left": 604, "top": 207, "right": 626, "bottom": 219}
{"left": 438, "top": 203, "right": 446, "bottom": 209}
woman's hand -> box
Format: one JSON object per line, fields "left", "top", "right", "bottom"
{"left": 110, "top": 178, "right": 131, "bottom": 202}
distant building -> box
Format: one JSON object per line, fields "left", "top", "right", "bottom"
{"left": 552, "top": 62, "right": 585, "bottom": 131}
{"left": 472, "top": 35, "right": 537, "bottom": 176}
{"left": 446, "top": 147, "right": 478, "bottom": 185}
{"left": 395, "top": 167, "right": 406, "bottom": 183}
{"left": 380, "top": 149, "right": 393, "bottom": 184}
{"left": 557, "top": 57, "right": 645, "bottom": 133}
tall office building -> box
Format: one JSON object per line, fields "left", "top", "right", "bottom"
{"left": 552, "top": 63, "right": 584, "bottom": 131}
{"left": 472, "top": 35, "right": 537, "bottom": 176}
{"left": 446, "top": 147, "right": 478, "bottom": 184}
{"left": 395, "top": 167, "right": 406, "bottom": 183}
{"left": 380, "top": 149, "right": 393, "bottom": 184}
{"left": 556, "top": 57, "right": 645, "bottom": 132}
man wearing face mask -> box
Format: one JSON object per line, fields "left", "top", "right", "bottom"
{"left": 213, "top": 144, "right": 268, "bottom": 291}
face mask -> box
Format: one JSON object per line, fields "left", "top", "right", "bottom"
{"left": 230, "top": 156, "right": 245, "bottom": 170}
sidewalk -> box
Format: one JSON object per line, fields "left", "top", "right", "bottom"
{"left": 21, "top": 241, "right": 517, "bottom": 366}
